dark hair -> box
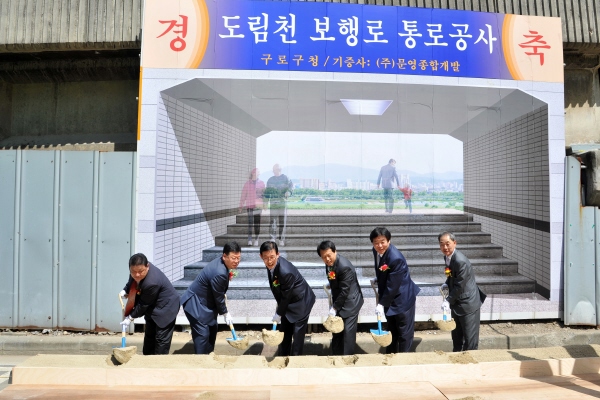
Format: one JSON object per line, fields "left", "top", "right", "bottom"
{"left": 223, "top": 241, "right": 242, "bottom": 255}
{"left": 438, "top": 232, "right": 456, "bottom": 242}
{"left": 259, "top": 240, "right": 279, "bottom": 255}
{"left": 370, "top": 227, "right": 391, "bottom": 243}
{"left": 317, "top": 240, "right": 336, "bottom": 256}
{"left": 129, "top": 253, "right": 148, "bottom": 267}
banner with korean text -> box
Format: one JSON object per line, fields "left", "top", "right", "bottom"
{"left": 142, "top": 0, "right": 563, "bottom": 82}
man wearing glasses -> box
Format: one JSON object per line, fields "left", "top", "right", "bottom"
{"left": 181, "top": 241, "right": 241, "bottom": 354}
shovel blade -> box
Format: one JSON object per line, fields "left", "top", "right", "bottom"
{"left": 370, "top": 328, "right": 389, "bottom": 336}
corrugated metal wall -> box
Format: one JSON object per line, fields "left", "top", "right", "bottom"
{"left": 0, "top": 0, "right": 142, "bottom": 51}
{"left": 0, "top": 0, "right": 597, "bottom": 52}
{"left": 0, "top": 150, "right": 136, "bottom": 331}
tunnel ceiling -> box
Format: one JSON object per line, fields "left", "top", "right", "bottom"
{"left": 162, "top": 78, "right": 546, "bottom": 142}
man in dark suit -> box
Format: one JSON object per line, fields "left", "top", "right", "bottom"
{"left": 370, "top": 227, "right": 420, "bottom": 353}
{"left": 317, "top": 240, "right": 364, "bottom": 356}
{"left": 260, "top": 240, "right": 316, "bottom": 356}
{"left": 119, "top": 253, "right": 180, "bottom": 355}
{"left": 438, "top": 232, "right": 486, "bottom": 352}
{"left": 180, "top": 242, "right": 241, "bottom": 354}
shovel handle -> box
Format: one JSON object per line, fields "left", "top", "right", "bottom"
{"left": 229, "top": 323, "right": 238, "bottom": 341}
{"left": 323, "top": 284, "right": 333, "bottom": 308}
{"left": 370, "top": 280, "right": 379, "bottom": 305}
{"left": 377, "top": 314, "right": 383, "bottom": 335}
{"left": 272, "top": 322, "right": 277, "bottom": 331}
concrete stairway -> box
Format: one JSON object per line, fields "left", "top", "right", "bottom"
{"left": 173, "top": 213, "right": 535, "bottom": 299}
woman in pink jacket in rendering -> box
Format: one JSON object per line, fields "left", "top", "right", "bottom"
{"left": 239, "top": 168, "right": 266, "bottom": 246}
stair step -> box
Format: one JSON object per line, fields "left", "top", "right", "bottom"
{"left": 173, "top": 273, "right": 535, "bottom": 299}
{"left": 200, "top": 244, "right": 504, "bottom": 262}
{"left": 227, "top": 222, "right": 482, "bottom": 234}
{"left": 183, "top": 258, "right": 518, "bottom": 280}
{"left": 215, "top": 232, "right": 491, "bottom": 247}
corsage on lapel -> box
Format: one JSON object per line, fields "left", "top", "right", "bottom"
{"left": 272, "top": 277, "right": 280, "bottom": 287}
{"left": 445, "top": 267, "right": 452, "bottom": 277}
{"left": 229, "top": 270, "right": 238, "bottom": 281}
{"left": 327, "top": 269, "right": 336, "bottom": 280}
{"left": 136, "top": 289, "right": 142, "bottom": 295}
{"left": 379, "top": 264, "right": 390, "bottom": 272}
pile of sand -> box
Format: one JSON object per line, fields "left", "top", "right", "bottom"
{"left": 112, "top": 346, "right": 137, "bottom": 364}
{"left": 323, "top": 316, "right": 344, "bottom": 333}
{"left": 19, "top": 344, "right": 600, "bottom": 370}
{"left": 262, "top": 328, "right": 284, "bottom": 347}
{"left": 434, "top": 319, "right": 456, "bottom": 331}
{"left": 371, "top": 331, "right": 392, "bottom": 347}
{"left": 226, "top": 335, "right": 249, "bottom": 350}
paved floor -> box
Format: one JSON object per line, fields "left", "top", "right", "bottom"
{"left": 0, "top": 375, "right": 599, "bottom": 399}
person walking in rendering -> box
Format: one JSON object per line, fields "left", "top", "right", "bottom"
{"left": 265, "top": 164, "right": 294, "bottom": 246}
{"left": 239, "top": 168, "right": 265, "bottom": 246}
{"left": 370, "top": 227, "right": 420, "bottom": 353}
{"left": 180, "top": 242, "right": 241, "bottom": 354}
{"left": 377, "top": 159, "right": 401, "bottom": 213}
{"left": 399, "top": 184, "right": 413, "bottom": 213}
{"left": 260, "top": 240, "right": 316, "bottom": 356}
{"left": 119, "top": 253, "right": 180, "bottom": 355}
{"left": 438, "top": 231, "right": 486, "bottom": 352}
{"left": 318, "top": 240, "right": 364, "bottom": 356}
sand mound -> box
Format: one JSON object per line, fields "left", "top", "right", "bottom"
{"left": 323, "top": 316, "right": 344, "bottom": 333}
{"left": 262, "top": 328, "right": 284, "bottom": 347}
{"left": 371, "top": 331, "right": 392, "bottom": 347}
{"left": 226, "top": 335, "right": 249, "bottom": 351}
{"left": 435, "top": 319, "right": 456, "bottom": 331}
{"left": 112, "top": 346, "right": 137, "bottom": 365}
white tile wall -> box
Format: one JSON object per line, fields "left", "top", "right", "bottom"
{"left": 464, "top": 106, "right": 551, "bottom": 294}
{"left": 153, "top": 93, "right": 257, "bottom": 280}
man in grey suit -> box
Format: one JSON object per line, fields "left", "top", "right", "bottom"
{"left": 377, "top": 159, "right": 401, "bottom": 213}
{"left": 318, "top": 240, "right": 364, "bottom": 356}
{"left": 180, "top": 242, "right": 241, "bottom": 354}
{"left": 438, "top": 232, "right": 486, "bottom": 352}
{"left": 260, "top": 240, "right": 316, "bottom": 356}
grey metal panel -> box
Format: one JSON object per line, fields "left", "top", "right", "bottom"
{"left": 95, "top": 152, "right": 135, "bottom": 331}
{"left": 57, "top": 152, "right": 95, "bottom": 330}
{"left": 17, "top": 151, "right": 58, "bottom": 328}
{"left": 0, "top": 151, "right": 17, "bottom": 327}
{"left": 563, "top": 156, "right": 596, "bottom": 325}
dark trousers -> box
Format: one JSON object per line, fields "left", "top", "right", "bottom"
{"left": 451, "top": 308, "right": 481, "bottom": 352}
{"left": 184, "top": 310, "right": 218, "bottom": 355}
{"left": 278, "top": 314, "right": 309, "bottom": 356}
{"left": 142, "top": 316, "right": 176, "bottom": 355}
{"left": 269, "top": 205, "right": 286, "bottom": 239}
{"left": 331, "top": 313, "right": 359, "bottom": 356}
{"left": 404, "top": 199, "right": 412, "bottom": 213}
{"left": 246, "top": 208, "right": 261, "bottom": 239}
{"left": 383, "top": 188, "right": 394, "bottom": 212}
{"left": 385, "top": 302, "right": 416, "bottom": 353}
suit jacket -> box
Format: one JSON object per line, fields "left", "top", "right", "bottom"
{"left": 268, "top": 257, "right": 316, "bottom": 323}
{"left": 445, "top": 250, "right": 486, "bottom": 316}
{"left": 377, "top": 164, "right": 400, "bottom": 189}
{"left": 326, "top": 254, "right": 364, "bottom": 319}
{"left": 180, "top": 257, "right": 229, "bottom": 325}
{"left": 373, "top": 244, "right": 420, "bottom": 316}
{"left": 123, "top": 263, "right": 180, "bottom": 328}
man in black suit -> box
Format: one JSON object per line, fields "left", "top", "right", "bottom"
{"left": 120, "top": 253, "right": 180, "bottom": 355}
{"left": 318, "top": 240, "right": 364, "bottom": 356}
{"left": 370, "top": 227, "right": 420, "bottom": 353}
{"left": 438, "top": 232, "right": 486, "bottom": 352}
{"left": 180, "top": 242, "right": 241, "bottom": 354}
{"left": 260, "top": 240, "right": 316, "bottom": 356}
